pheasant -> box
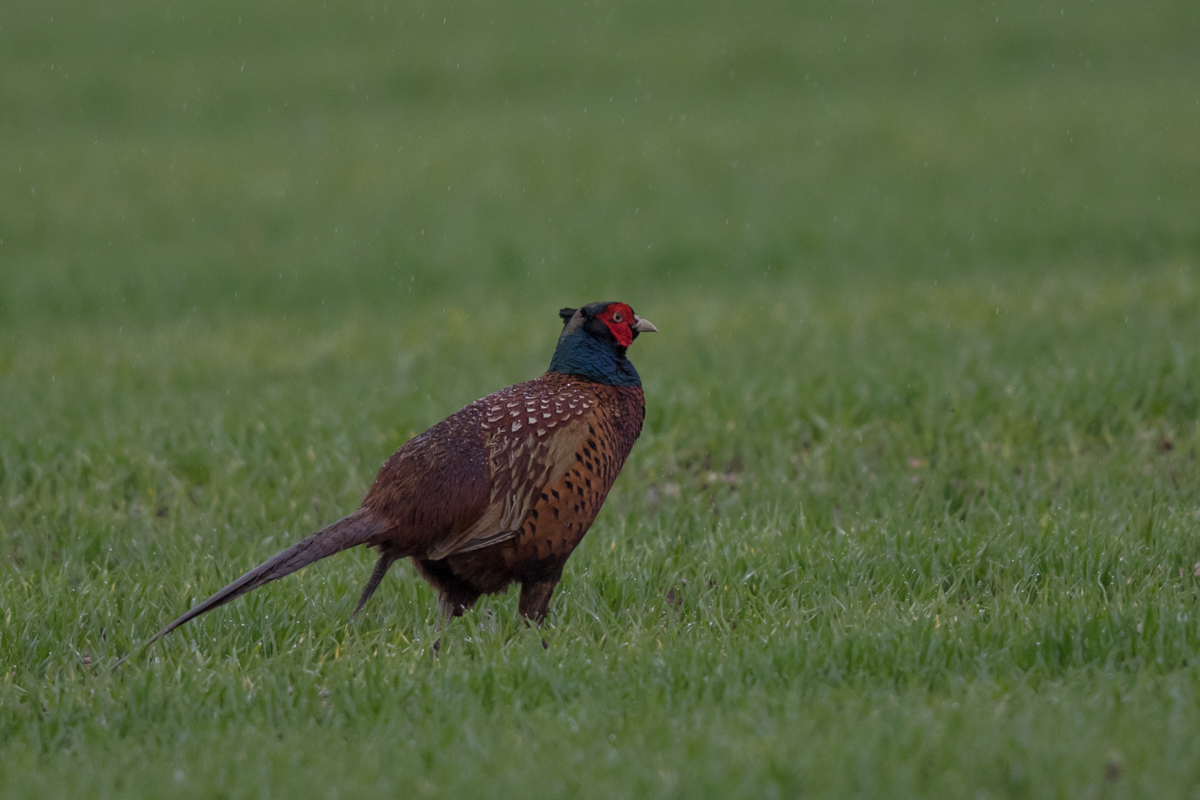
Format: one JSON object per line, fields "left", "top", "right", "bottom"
{"left": 122, "top": 302, "right": 656, "bottom": 660}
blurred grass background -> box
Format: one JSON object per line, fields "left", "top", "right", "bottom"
{"left": 3, "top": 0, "right": 1200, "bottom": 797}
{"left": 4, "top": 0, "right": 1198, "bottom": 318}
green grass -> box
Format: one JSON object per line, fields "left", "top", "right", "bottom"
{"left": 3, "top": 0, "right": 1200, "bottom": 796}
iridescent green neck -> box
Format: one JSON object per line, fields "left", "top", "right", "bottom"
{"left": 548, "top": 330, "right": 641, "bottom": 386}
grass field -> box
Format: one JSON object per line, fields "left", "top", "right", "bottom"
{"left": 3, "top": 0, "right": 1200, "bottom": 796}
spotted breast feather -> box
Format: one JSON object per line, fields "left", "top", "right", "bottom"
{"left": 419, "top": 375, "right": 645, "bottom": 619}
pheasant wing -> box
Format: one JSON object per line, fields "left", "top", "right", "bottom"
{"left": 421, "top": 377, "right": 598, "bottom": 560}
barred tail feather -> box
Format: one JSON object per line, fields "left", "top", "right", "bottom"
{"left": 115, "top": 508, "right": 387, "bottom": 666}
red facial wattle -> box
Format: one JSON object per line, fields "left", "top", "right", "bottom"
{"left": 597, "top": 303, "right": 636, "bottom": 347}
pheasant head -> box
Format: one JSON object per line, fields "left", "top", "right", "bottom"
{"left": 549, "top": 301, "right": 657, "bottom": 386}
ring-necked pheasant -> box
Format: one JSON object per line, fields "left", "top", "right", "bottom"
{"left": 122, "top": 302, "right": 655, "bottom": 661}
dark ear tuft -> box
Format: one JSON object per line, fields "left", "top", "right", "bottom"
{"left": 558, "top": 307, "right": 578, "bottom": 324}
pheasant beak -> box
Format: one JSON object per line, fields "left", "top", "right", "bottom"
{"left": 632, "top": 315, "right": 658, "bottom": 334}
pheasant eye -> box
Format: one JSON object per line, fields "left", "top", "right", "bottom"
{"left": 612, "top": 312, "right": 623, "bottom": 323}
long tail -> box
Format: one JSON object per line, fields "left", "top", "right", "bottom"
{"left": 116, "top": 508, "right": 388, "bottom": 667}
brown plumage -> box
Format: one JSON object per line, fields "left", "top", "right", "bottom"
{"left": 119, "top": 302, "right": 655, "bottom": 662}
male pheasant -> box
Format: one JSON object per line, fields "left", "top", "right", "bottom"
{"left": 125, "top": 301, "right": 655, "bottom": 658}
